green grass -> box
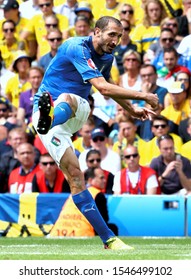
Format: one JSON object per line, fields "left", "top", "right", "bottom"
{"left": 0, "top": 237, "right": 191, "bottom": 260}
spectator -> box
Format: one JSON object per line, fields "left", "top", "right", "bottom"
{"left": 79, "top": 127, "right": 121, "bottom": 175}
{"left": 108, "top": 103, "right": 131, "bottom": 146}
{"left": 0, "top": 0, "right": 3, "bottom": 17}
{"left": 161, "top": 81, "right": 191, "bottom": 133}
{"left": 25, "top": 121, "right": 37, "bottom": 145}
{"left": 126, "top": 0, "right": 145, "bottom": 26}
{"left": 119, "top": 50, "right": 143, "bottom": 108}
{"left": 32, "top": 152, "right": 70, "bottom": 193}
{"left": 0, "top": 125, "right": 8, "bottom": 141}
{"left": 140, "top": 64, "right": 167, "bottom": 110}
{"left": 85, "top": 149, "right": 114, "bottom": 194}
{"left": 33, "top": 134, "right": 48, "bottom": 155}
{"left": 67, "top": 15, "right": 91, "bottom": 38}
{"left": 160, "top": 0, "right": 182, "bottom": 18}
{"left": 136, "top": 103, "right": 162, "bottom": 143}
{"left": 147, "top": 27, "right": 181, "bottom": 70}
{"left": 0, "top": 126, "right": 26, "bottom": 157}
{"left": 176, "top": 0, "right": 191, "bottom": 39}
{"left": 112, "top": 115, "right": 146, "bottom": 167}
{"left": 53, "top": 0, "right": 78, "bottom": 27}
{"left": 20, "top": 0, "right": 69, "bottom": 59}
{"left": 150, "top": 134, "right": 191, "bottom": 195}
{"left": 113, "top": 19, "right": 137, "bottom": 75}
{"left": 92, "top": 89, "right": 117, "bottom": 121}
{"left": 73, "top": 117, "right": 95, "bottom": 156}
{"left": 37, "top": 28, "right": 63, "bottom": 71}
{"left": 35, "top": 14, "right": 63, "bottom": 61}
{"left": 0, "top": 49, "right": 15, "bottom": 96}
{"left": 118, "top": 3, "right": 136, "bottom": 33}
{"left": 176, "top": 33, "right": 191, "bottom": 71}
{"left": 0, "top": 97, "right": 17, "bottom": 155}
{"left": 17, "top": 66, "right": 44, "bottom": 126}
{"left": 113, "top": 145, "right": 159, "bottom": 195}
{"left": 0, "top": 96, "right": 17, "bottom": 131}
{"left": 141, "top": 115, "right": 183, "bottom": 166}
{"left": 49, "top": 166, "right": 118, "bottom": 237}
{"left": 92, "top": 89, "right": 117, "bottom": 136}
{"left": 93, "top": 0, "right": 121, "bottom": 21}
{"left": 0, "top": 19, "right": 29, "bottom": 69}
{"left": 0, "top": 127, "right": 40, "bottom": 192}
{"left": 130, "top": 0, "right": 167, "bottom": 56}
{"left": 44, "top": 13, "right": 59, "bottom": 33}
{"left": 136, "top": 62, "right": 168, "bottom": 140}
{"left": 180, "top": 118, "right": 191, "bottom": 160}
{"left": 179, "top": 115, "right": 191, "bottom": 143}
{"left": 5, "top": 50, "right": 32, "bottom": 110}
{"left": 164, "top": 70, "right": 191, "bottom": 108}
{"left": 160, "top": 16, "right": 181, "bottom": 42}
{"left": 74, "top": 1, "right": 95, "bottom": 31}
{"left": 88, "top": 94, "right": 116, "bottom": 138}
{"left": 1, "top": 0, "right": 37, "bottom": 58}
{"left": 8, "top": 142, "right": 41, "bottom": 193}
{"left": 19, "top": 0, "right": 41, "bottom": 19}
{"left": 157, "top": 47, "right": 190, "bottom": 89}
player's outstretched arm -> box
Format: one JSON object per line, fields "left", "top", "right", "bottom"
{"left": 89, "top": 76, "right": 159, "bottom": 110}
{"left": 113, "top": 97, "right": 156, "bottom": 121}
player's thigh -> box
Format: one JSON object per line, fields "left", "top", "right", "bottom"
{"left": 63, "top": 94, "right": 91, "bottom": 133}
{"left": 32, "top": 111, "right": 72, "bottom": 163}
{"left": 32, "top": 94, "right": 90, "bottom": 164}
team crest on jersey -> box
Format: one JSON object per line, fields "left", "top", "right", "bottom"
{"left": 87, "top": 59, "right": 97, "bottom": 69}
{"left": 51, "top": 136, "right": 61, "bottom": 146}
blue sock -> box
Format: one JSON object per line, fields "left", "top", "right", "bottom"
{"left": 72, "top": 189, "right": 115, "bottom": 243}
{"left": 52, "top": 102, "right": 72, "bottom": 127}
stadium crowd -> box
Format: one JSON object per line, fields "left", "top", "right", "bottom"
{"left": 1, "top": 0, "right": 191, "bottom": 197}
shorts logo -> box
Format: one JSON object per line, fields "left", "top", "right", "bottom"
{"left": 51, "top": 136, "right": 61, "bottom": 146}
{"left": 87, "top": 59, "right": 97, "bottom": 69}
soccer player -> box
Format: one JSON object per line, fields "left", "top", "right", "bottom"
{"left": 32, "top": 16, "right": 158, "bottom": 250}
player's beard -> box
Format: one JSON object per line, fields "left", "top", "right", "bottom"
{"left": 98, "top": 35, "right": 115, "bottom": 54}
{"left": 100, "top": 43, "right": 114, "bottom": 54}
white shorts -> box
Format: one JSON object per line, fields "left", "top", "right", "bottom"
{"left": 32, "top": 94, "right": 90, "bottom": 165}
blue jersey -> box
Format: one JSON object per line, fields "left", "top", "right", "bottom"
{"left": 33, "top": 36, "right": 113, "bottom": 112}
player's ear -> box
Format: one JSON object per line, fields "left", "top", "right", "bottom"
{"left": 94, "top": 27, "right": 101, "bottom": 36}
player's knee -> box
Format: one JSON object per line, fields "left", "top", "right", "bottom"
{"left": 58, "top": 94, "right": 77, "bottom": 115}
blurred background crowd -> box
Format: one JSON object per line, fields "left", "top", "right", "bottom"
{"left": 1, "top": 0, "right": 191, "bottom": 197}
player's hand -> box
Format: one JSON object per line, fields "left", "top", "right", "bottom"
{"left": 140, "top": 107, "right": 156, "bottom": 121}
{"left": 133, "top": 107, "right": 156, "bottom": 121}
{"left": 145, "top": 93, "right": 159, "bottom": 110}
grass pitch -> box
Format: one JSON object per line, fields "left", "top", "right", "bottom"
{"left": 0, "top": 237, "right": 191, "bottom": 260}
